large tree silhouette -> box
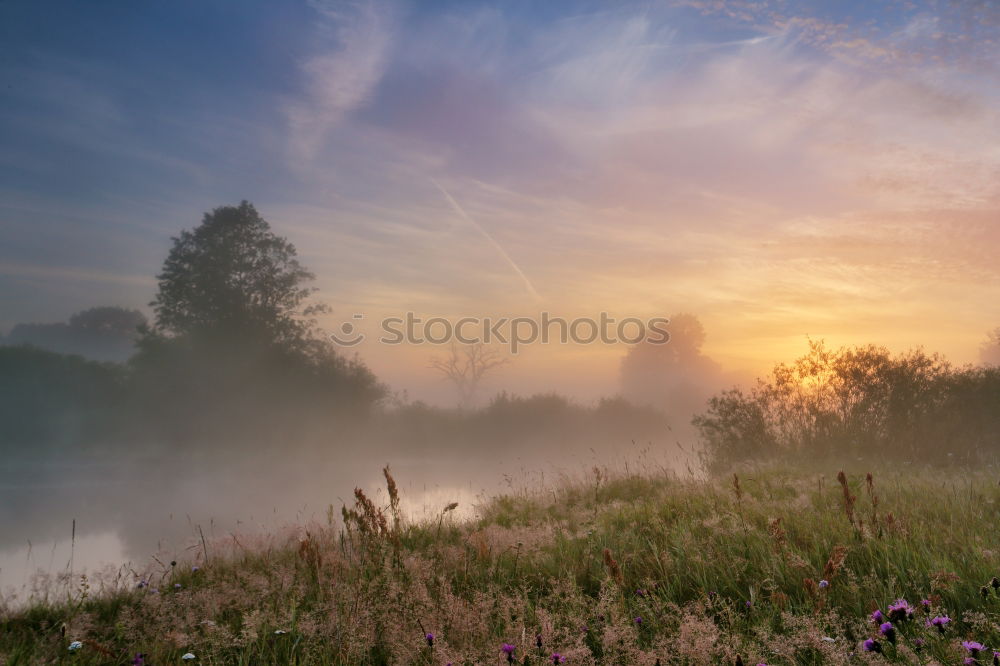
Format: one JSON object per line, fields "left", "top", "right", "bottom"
{"left": 150, "top": 201, "right": 323, "bottom": 350}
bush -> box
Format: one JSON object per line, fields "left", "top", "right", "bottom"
{"left": 694, "top": 340, "right": 1000, "bottom": 469}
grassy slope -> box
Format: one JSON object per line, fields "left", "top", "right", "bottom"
{"left": 3, "top": 463, "right": 1000, "bottom": 665}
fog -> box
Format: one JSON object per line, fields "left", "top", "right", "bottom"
{"left": 0, "top": 300, "right": 719, "bottom": 603}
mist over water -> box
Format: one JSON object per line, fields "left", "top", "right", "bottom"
{"left": 0, "top": 414, "right": 700, "bottom": 603}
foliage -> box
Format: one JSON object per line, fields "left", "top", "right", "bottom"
{"left": 694, "top": 340, "right": 1000, "bottom": 470}
{"left": 0, "top": 346, "right": 126, "bottom": 451}
{"left": 4, "top": 464, "right": 1000, "bottom": 664}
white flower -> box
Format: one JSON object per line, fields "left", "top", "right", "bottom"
{"left": 181, "top": 653, "right": 196, "bottom": 661}
{"left": 274, "top": 629, "right": 287, "bottom": 635}
{"left": 68, "top": 641, "right": 83, "bottom": 651}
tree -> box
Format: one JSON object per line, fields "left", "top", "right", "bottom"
{"left": 981, "top": 327, "right": 1000, "bottom": 367}
{"left": 150, "top": 201, "right": 323, "bottom": 349}
{"left": 5, "top": 306, "right": 146, "bottom": 362}
{"left": 430, "top": 342, "right": 509, "bottom": 408}
{"left": 133, "top": 202, "right": 385, "bottom": 444}
{"left": 619, "top": 313, "right": 721, "bottom": 412}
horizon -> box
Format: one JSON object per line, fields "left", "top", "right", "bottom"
{"left": 2, "top": 0, "right": 999, "bottom": 404}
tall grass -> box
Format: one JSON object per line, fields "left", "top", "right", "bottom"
{"left": 3, "top": 462, "right": 1000, "bottom": 664}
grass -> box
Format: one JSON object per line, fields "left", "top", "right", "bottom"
{"left": 3, "top": 461, "right": 1000, "bottom": 664}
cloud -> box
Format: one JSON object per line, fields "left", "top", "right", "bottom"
{"left": 285, "top": 0, "right": 395, "bottom": 166}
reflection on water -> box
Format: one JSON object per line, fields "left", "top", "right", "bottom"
{"left": 1, "top": 439, "right": 694, "bottom": 606}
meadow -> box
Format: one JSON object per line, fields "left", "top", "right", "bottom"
{"left": 3, "top": 461, "right": 1000, "bottom": 665}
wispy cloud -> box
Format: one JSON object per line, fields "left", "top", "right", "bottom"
{"left": 285, "top": 0, "right": 395, "bottom": 166}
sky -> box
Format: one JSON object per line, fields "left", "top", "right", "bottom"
{"left": 1, "top": 0, "right": 998, "bottom": 402}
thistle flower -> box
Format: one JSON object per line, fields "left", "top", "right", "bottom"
{"left": 887, "top": 599, "right": 913, "bottom": 622}
{"left": 818, "top": 579, "right": 829, "bottom": 589}
{"left": 992, "top": 651, "right": 999, "bottom": 665}
{"left": 174, "top": 583, "right": 182, "bottom": 590}
{"left": 536, "top": 634, "right": 543, "bottom": 649}
{"left": 191, "top": 566, "right": 199, "bottom": 573}
{"left": 928, "top": 615, "right": 950, "bottom": 633}
{"left": 68, "top": 641, "right": 83, "bottom": 652}
{"left": 634, "top": 616, "right": 643, "bottom": 625}
{"left": 863, "top": 639, "right": 881, "bottom": 653}
{"left": 964, "top": 641, "right": 986, "bottom": 656}
{"left": 550, "top": 654, "right": 565, "bottom": 664}
{"left": 879, "top": 622, "right": 896, "bottom": 643}
{"left": 920, "top": 599, "right": 931, "bottom": 610}
{"left": 425, "top": 633, "right": 434, "bottom": 647}
{"left": 502, "top": 643, "right": 516, "bottom": 663}
{"left": 870, "top": 609, "right": 884, "bottom": 623}
{"left": 131, "top": 655, "right": 146, "bottom": 666}
{"left": 914, "top": 638, "right": 925, "bottom": 651}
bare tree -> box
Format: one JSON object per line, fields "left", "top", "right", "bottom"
{"left": 429, "top": 342, "right": 509, "bottom": 408}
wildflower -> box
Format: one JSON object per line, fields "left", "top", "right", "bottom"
{"left": 551, "top": 654, "right": 566, "bottom": 664}
{"left": 174, "top": 583, "right": 182, "bottom": 589}
{"left": 887, "top": 599, "right": 913, "bottom": 622}
{"left": 131, "top": 655, "right": 146, "bottom": 666}
{"left": 581, "top": 625, "right": 588, "bottom": 633}
{"left": 191, "top": 566, "right": 199, "bottom": 573}
{"left": 274, "top": 630, "right": 287, "bottom": 635}
{"left": 181, "top": 654, "right": 195, "bottom": 661}
{"left": 920, "top": 599, "right": 931, "bottom": 610}
{"left": 863, "top": 639, "right": 881, "bottom": 653}
{"left": 536, "top": 634, "right": 543, "bottom": 649}
{"left": 870, "top": 609, "right": 884, "bottom": 623}
{"left": 634, "top": 616, "right": 643, "bottom": 625}
{"left": 914, "top": 638, "right": 925, "bottom": 651}
{"left": 745, "top": 600, "right": 752, "bottom": 609}
{"left": 818, "top": 579, "right": 829, "bottom": 589}
{"left": 928, "top": 615, "right": 950, "bottom": 633}
{"left": 137, "top": 580, "right": 147, "bottom": 589}
{"left": 68, "top": 641, "right": 83, "bottom": 652}
{"left": 501, "top": 643, "right": 516, "bottom": 663}
{"left": 879, "top": 622, "right": 896, "bottom": 643}
{"left": 636, "top": 588, "right": 646, "bottom": 597}
{"left": 425, "top": 633, "right": 434, "bottom": 647}
{"left": 993, "top": 651, "right": 999, "bottom": 665}
{"left": 964, "top": 641, "right": 986, "bottom": 656}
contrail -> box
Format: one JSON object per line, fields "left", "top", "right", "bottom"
{"left": 431, "top": 179, "right": 542, "bottom": 302}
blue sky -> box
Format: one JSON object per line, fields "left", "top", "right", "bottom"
{"left": 1, "top": 0, "right": 998, "bottom": 398}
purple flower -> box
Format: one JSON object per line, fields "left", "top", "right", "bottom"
{"left": 887, "top": 599, "right": 913, "bottom": 622}
{"left": 137, "top": 580, "right": 147, "bottom": 589}
{"left": 921, "top": 599, "right": 931, "bottom": 610}
{"left": 870, "top": 609, "right": 884, "bottom": 623}
{"left": 502, "top": 643, "right": 516, "bottom": 663}
{"left": 964, "top": 641, "right": 986, "bottom": 655}
{"left": 634, "top": 616, "right": 643, "bottom": 625}
{"left": 191, "top": 566, "right": 199, "bottom": 573}
{"left": 131, "top": 655, "right": 146, "bottom": 666}
{"left": 914, "top": 638, "right": 925, "bottom": 650}
{"left": 966, "top": 658, "right": 978, "bottom": 665}
{"left": 818, "top": 579, "right": 829, "bottom": 589}
{"left": 863, "top": 638, "right": 882, "bottom": 653}
{"left": 536, "top": 634, "right": 543, "bottom": 649}
{"left": 425, "top": 633, "right": 434, "bottom": 647}
{"left": 879, "top": 622, "right": 896, "bottom": 643}
{"left": 550, "top": 655, "right": 565, "bottom": 664}
{"left": 174, "top": 583, "right": 182, "bottom": 589}
{"left": 928, "top": 615, "right": 950, "bottom": 633}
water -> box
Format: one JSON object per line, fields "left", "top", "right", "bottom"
{"left": 0, "top": 440, "right": 691, "bottom": 606}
